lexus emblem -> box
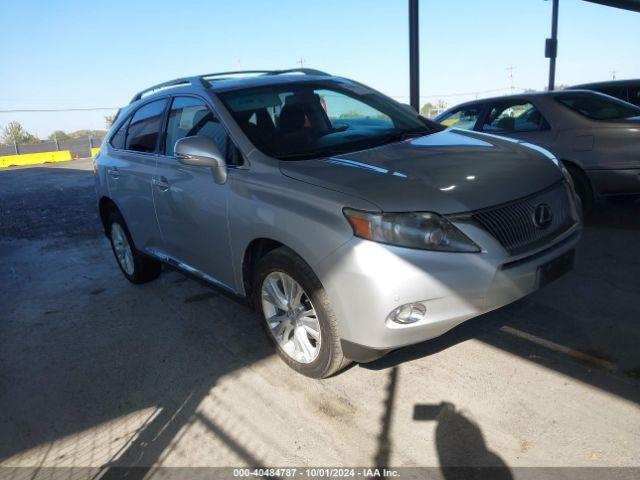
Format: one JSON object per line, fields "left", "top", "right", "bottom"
{"left": 533, "top": 203, "right": 553, "bottom": 229}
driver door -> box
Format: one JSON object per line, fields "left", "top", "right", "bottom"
{"left": 152, "top": 95, "right": 238, "bottom": 290}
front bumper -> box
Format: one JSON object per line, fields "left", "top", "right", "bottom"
{"left": 315, "top": 222, "right": 581, "bottom": 359}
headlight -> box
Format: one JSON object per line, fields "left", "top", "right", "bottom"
{"left": 343, "top": 208, "right": 480, "bottom": 252}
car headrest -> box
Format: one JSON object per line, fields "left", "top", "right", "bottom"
{"left": 497, "top": 116, "right": 515, "bottom": 131}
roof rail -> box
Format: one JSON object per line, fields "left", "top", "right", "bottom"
{"left": 130, "top": 68, "right": 332, "bottom": 103}
{"left": 200, "top": 70, "right": 274, "bottom": 80}
{"left": 130, "top": 77, "right": 203, "bottom": 104}
{"left": 200, "top": 69, "right": 330, "bottom": 80}
{"left": 266, "top": 68, "right": 330, "bottom": 76}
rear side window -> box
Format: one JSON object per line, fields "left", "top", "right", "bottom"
{"left": 125, "top": 99, "right": 167, "bottom": 153}
{"left": 438, "top": 106, "right": 482, "bottom": 130}
{"left": 556, "top": 93, "right": 640, "bottom": 120}
{"left": 483, "top": 101, "right": 548, "bottom": 132}
{"left": 109, "top": 119, "right": 128, "bottom": 149}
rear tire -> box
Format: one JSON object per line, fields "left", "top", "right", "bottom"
{"left": 107, "top": 210, "right": 161, "bottom": 284}
{"left": 565, "top": 163, "right": 593, "bottom": 214}
{"left": 253, "top": 247, "right": 350, "bottom": 378}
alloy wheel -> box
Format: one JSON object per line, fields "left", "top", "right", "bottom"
{"left": 111, "top": 223, "right": 135, "bottom": 276}
{"left": 261, "top": 271, "right": 321, "bottom": 364}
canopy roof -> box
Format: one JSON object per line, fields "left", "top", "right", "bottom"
{"left": 584, "top": 0, "right": 640, "bottom": 11}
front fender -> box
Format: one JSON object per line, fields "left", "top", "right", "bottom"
{"left": 226, "top": 162, "right": 377, "bottom": 295}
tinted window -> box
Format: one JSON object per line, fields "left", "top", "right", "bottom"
{"left": 438, "top": 106, "right": 481, "bottom": 130}
{"left": 598, "top": 87, "right": 628, "bottom": 102}
{"left": 164, "top": 96, "right": 242, "bottom": 165}
{"left": 218, "top": 80, "right": 438, "bottom": 160}
{"left": 483, "top": 101, "right": 547, "bottom": 132}
{"left": 556, "top": 93, "right": 640, "bottom": 120}
{"left": 125, "top": 99, "right": 167, "bottom": 153}
{"left": 626, "top": 86, "right": 640, "bottom": 107}
{"left": 109, "top": 119, "right": 128, "bottom": 149}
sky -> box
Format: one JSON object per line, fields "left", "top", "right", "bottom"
{"left": 1, "top": 0, "right": 638, "bottom": 138}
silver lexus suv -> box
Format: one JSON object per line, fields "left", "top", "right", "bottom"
{"left": 95, "top": 69, "right": 582, "bottom": 378}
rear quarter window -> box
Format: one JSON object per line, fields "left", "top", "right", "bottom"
{"left": 109, "top": 119, "right": 128, "bottom": 149}
{"left": 556, "top": 93, "right": 640, "bottom": 121}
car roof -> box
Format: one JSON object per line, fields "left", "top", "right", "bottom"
{"left": 570, "top": 79, "right": 639, "bottom": 89}
{"left": 209, "top": 73, "right": 337, "bottom": 92}
{"left": 438, "top": 89, "right": 602, "bottom": 112}
{"left": 128, "top": 69, "right": 351, "bottom": 105}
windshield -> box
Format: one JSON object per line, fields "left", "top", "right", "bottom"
{"left": 218, "top": 80, "right": 440, "bottom": 159}
{"left": 556, "top": 92, "right": 640, "bottom": 121}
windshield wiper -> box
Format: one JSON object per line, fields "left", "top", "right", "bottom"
{"left": 362, "top": 128, "right": 432, "bottom": 149}
{"left": 276, "top": 129, "right": 434, "bottom": 160}
{"left": 277, "top": 147, "right": 353, "bottom": 160}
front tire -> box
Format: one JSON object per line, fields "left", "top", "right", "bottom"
{"left": 253, "top": 247, "right": 350, "bottom": 378}
{"left": 107, "top": 211, "right": 161, "bottom": 284}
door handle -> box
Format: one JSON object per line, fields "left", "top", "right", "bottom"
{"left": 107, "top": 167, "right": 119, "bottom": 179}
{"left": 152, "top": 176, "right": 170, "bottom": 191}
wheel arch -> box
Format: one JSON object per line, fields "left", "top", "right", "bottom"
{"left": 560, "top": 158, "right": 594, "bottom": 212}
{"left": 98, "top": 196, "right": 122, "bottom": 235}
{"left": 241, "top": 238, "right": 306, "bottom": 298}
{"left": 560, "top": 158, "right": 592, "bottom": 189}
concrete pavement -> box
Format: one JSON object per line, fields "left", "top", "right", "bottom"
{"left": 0, "top": 159, "right": 638, "bottom": 476}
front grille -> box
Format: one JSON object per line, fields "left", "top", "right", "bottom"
{"left": 470, "top": 182, "right": 576, "bottom": 255}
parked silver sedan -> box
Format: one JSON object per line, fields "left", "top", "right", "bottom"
{"left": 95, "top": 70, "right": 581, "bottom": 378}
{"left": 435, "top": 90, "right": 640, "bottom": 210}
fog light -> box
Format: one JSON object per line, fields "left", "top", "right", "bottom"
{"left": 387, "top": 302, "right": 426, "bottom": 324}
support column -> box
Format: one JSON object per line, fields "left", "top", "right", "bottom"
{"left": 547, "top": 0, "right": 559, "bottom": 90}
{"left": 409, "top": 0, "right": 419, "bottom": 110}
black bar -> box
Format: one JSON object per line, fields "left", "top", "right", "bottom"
{"left": 409, "top": 0, "right": 419, "bottom": 111}
{"left": 548, "top": 0, "right": 559, "bottom": 91}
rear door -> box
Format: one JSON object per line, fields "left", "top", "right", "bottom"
{"left": 480, "top": 99, "right": 555, "bottom": 148}
{"left": 106, "top": 98, "right": 167, "bottom": 253}
{"left": 152, "top": 95, "right": 239, "bottom": 290}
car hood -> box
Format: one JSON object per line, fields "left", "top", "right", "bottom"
{"left": 279, "top": 129, "right": 563, "bottom": 214}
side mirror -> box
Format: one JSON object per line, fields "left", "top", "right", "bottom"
{"left": 174, "top": 136, "right": 227, "bottom": 184}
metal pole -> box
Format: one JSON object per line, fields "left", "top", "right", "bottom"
{"left": 409, "top": 0, "right": 419, "bottom": 111}
{"left": 547, "top": 0, "right": 559, "bottom": 90}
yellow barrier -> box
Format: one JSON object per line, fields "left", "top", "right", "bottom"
{"left": 91, "top": 147, "right": 100, "bottom": 157}
{"left": 0, "top": 150, "right": 73, "bottom": 168}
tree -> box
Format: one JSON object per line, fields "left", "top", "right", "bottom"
{"left": 66, "top": 129, "right": 107, "bottom": 139}
{"left": 105, "top": 114, "right": 116, "bottom": 128}
{"left": 48, "top": 130, "right": 70, "bottom": 141}
{"left": 1, "top": 121, "right": 39, "bottom": 145}
{"left": 420, "top": 100, "right": 447, "bottom": 119}
{"left": 420, "top": 102, "right": 436, "bottom": 116}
